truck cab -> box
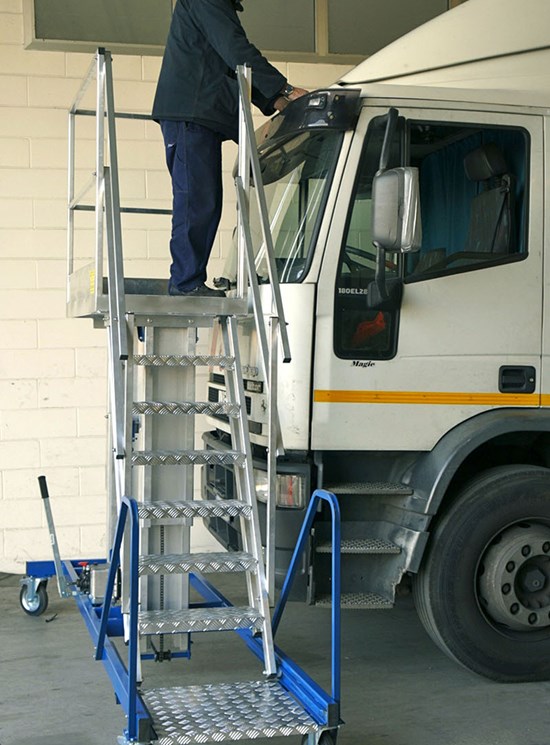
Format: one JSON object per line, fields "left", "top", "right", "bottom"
{"left": 203, "top": 0, "right": 550, "bottom": 683}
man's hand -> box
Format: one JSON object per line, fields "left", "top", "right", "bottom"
{"left": 274, "top": 86, "right": 309, "bottom": 112}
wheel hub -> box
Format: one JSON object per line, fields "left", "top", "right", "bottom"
{"left": 479, "top": 524, "right": 550, "bottom": 631}
{"left": 21, "top": 586, "right": 41, "bottom": 613}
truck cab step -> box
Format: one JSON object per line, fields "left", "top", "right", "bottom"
{"left": 138, "top": 606, "right": 263, "bottom": 635}
{"left": 142, "top": 680, "right": 318, "bottom": 744}
{"left": 324, "top": 481, "right": 413, "bottom": 496}
{"left": 316, "top": 537, "right": 401, "bottom": 555}
{"left": 316, "top": 591, "right": 393, "bottom": 610}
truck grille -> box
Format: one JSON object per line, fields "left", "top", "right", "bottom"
{"left": 207, "top": 387, "right": 252, "bottom": 416}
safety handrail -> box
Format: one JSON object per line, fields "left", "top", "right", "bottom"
{"left": 272, "top": 489, "right": 342, "bottom": 703}
{"left": 67, "top": 48, "right": 171, "bottom": 307}
{"left": 235, "top": 65, "right": 292, "bottom": 599}
{"left": 235, "top": 66, "right": 291, "bottom": 364}
{"left": 95, "top": 495, "right": 143, "bottom": 742}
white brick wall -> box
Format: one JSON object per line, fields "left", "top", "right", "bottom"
{"left": 0, "top": 2, "right": 353, "bottom": 571}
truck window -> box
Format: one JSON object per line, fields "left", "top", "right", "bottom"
{"left": 222, "top": 129, "right": 343, "bottom": 285}
{"left": 334, "top": 114, "right": 402, "bottom": 360}
{"left": 334, "top": 116, "right": 528, "bottom": 361}
{"left": 406, "top": 123, "right": 528, "bottom": 280}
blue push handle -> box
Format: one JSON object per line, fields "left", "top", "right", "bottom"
{"left": 272, "top": 488, "right": 341, "bottom": 703}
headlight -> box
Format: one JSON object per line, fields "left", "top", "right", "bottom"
{"left": 253, "top": 469, "right": 306, "bottom": 509}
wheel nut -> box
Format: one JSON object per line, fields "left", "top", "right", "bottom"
{"left": 510, "top": 603, "right": 520, "bottom": 615}
{"left": 522, "top": 545, "right": 532, "bottom": 557}
{"left": 522, "top": 567, "right": 547, "bottom": 592}
{"left": 506, "top": 561, "right": 516, "bottom": 572}
{"left": 544, "top": 542, "right": 550, "bottom": 553}
{"left": 529, "top": 613, "right": 538, "bottom": 625}
{"left": 502, "top": 583, "right": 511, "bottom": 595}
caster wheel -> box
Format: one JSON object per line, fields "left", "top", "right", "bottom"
{"left": 302, "top": 732, "right": 337, "bottom": 745}
{"left": 20, "top": 583, "right": 48, "bottom": 616}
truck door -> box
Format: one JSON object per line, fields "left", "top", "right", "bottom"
{"left": 312, "top": 106, "right": 544, "bottom": 452}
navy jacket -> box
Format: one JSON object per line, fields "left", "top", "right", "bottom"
{"left": 152, "top": 0, "right": 287, "bottom": 141}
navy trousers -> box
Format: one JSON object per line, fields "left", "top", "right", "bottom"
{"left": 160, "top": 120, "right": 223, "bottom": 291}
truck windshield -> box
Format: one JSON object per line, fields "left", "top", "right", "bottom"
{"left": 224, "top": 129, "right": 343, "bottom": 284}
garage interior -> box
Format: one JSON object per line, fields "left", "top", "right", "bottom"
{"left": 3, "top": 1, "right": 550, "bottom": 744}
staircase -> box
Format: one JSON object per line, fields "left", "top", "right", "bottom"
{"left": 100, "top": 305, "right": 324, "bottom": 744}
{"left": 66, "top": 49, "right": 339, "bottom": 745}
{"left": 310, "top": 480, "right": 429, "bottom": 610}
{"left": 130, "top": 314, "right": 275, "bottom": 677}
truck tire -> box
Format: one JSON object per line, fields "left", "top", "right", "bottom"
{"left": 413, "top": 465, "right": 550, "bottom": 682}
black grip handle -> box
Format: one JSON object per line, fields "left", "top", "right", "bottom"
{"left": 499, "top": 365, "right": 536, "bottom": 394}
{"left": 38, "top": 475, "right": 50, "bottom": 500}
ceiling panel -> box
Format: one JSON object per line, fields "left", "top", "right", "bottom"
{"left": 28, "top": 0, "right": 450, "bottom": 60}
{"left": 240, "top": 0, "right": 316, "bottom": 53}
{"left": 33, "top": 0, "right": 172, "bottom": 47}
{"left": 328, "top": 0, "right": 448, "bottom": 56}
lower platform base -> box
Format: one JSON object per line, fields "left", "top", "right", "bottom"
{"left": 142, "top": 679, "right": 319, "bottom": 744}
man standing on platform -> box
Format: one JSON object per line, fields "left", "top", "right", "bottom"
{"left": 153, "top": 0, "right": 308, "bottom": 297}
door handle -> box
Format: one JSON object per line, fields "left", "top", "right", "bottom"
{"left": 499, "top": 366, "right": 536, "bottom": 394}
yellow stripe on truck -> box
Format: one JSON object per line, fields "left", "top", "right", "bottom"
{"left": 313, "top": 390, "right": 542, "bottom": 406}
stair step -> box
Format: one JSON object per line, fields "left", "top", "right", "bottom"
{"left": 324, "top": 481, "right": 413, "bottom": 496}
{"left": 142, "top": 680, "right": 318, "bottom": 744}
{"left": 138, "top": 499, "right": 252, "bottom": 521}
{"left": 133, "top": 400, "right": 240, "bottom": 417}
{"left": 138, "top": 606, "right": 263, "bottom": 635}
{"left": 138, "top": 551, "right": 257, "bottom": 576}
{"left": 134, "top": 354, "right": 234, "bottom": 369}
{"left": 316, "top": 591, "right": 393, "bottom": 610}
{"left": 132, "top": 449, "right": 245, "bottom": 467}
{"left": 316, "top": 537, "right": 400, "bottom": 555}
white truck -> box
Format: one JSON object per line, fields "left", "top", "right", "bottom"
{"left": 202, "top": 0, "right": 550, "bottom": 682}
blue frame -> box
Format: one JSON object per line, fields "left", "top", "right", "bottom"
{"left": 28, "top": 489, "right": 341, "bottom": 742}
{"left": 25, "top": 558, "right": 106, "bottom": 582}
{"left": 190, "top": 488, "right": 342, "bottom": 728}
{"left": 273, "top": 488, "right": 342, "bottom": 703}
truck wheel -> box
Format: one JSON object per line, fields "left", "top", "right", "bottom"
{"left": 413, "top": 465, "right": 550, "bottom": 682}
{"left": 20, "top": 582, "right": 48, "bottom": 616}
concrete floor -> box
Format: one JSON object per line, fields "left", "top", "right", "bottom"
{"left": 2, "top": 571, "right": 550, "bottom": 745}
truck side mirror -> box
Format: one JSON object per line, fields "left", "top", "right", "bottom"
{"left": 372, "top": 166, "right": 422, "bottom": 253}
{"left": 366, "top": 166, "right": 422, "bottom": 311}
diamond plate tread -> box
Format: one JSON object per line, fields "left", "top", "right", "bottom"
{"left": 324, "top": 481, "right": 413, "bottom": 496}
{"left": 142, "top": 680, "right": 318, "bottom": 744}
{"left": 139, "top": 551, "right": 257, "bottom": 576}
{"left": 316, "top": 537, "right": 400, "bottom": 554}
{"left": 134, "top": 354, "right": 234, "bottom": 369}
{"left": 138, "top": 499, "right": 252, "bottom": 521}
{"left": 138, "top": 606, "right": 263, "bottom": 635}
{"left": 132, "top": 450, "right": 246, "bottom": 467}
{"left": 316, "top": 592, "right": 393, "bottom": 610}
{"left": 133, "top": 401, "right": 240, "bottom": 417}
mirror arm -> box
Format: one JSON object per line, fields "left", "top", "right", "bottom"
{"left": 374, "top": 243, "right": 388, "bottom": 300}
{"left": 370, "top": 106, "right": 399, "bottom": 307}
{"left": 378, "top": 107, "right": 398, "bottom": 172}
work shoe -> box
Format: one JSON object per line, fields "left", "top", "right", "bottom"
{"left": 168, "top": 282, "right": 225, "bottom": 298}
